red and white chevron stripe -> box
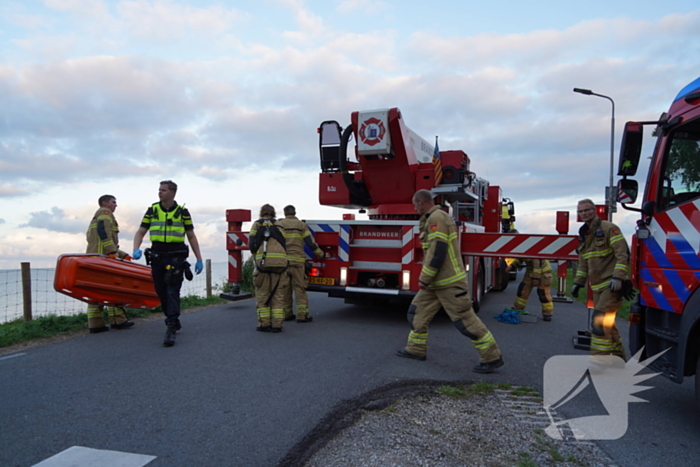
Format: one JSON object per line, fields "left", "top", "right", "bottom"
{"left": 461, "top": 233, "right": 578, "bottom": 261}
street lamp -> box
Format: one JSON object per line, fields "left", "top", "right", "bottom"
{"left": 573, "top": 87, "right": 615, "bottom": 222}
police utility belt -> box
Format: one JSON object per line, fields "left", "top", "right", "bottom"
{"left": 145, "top": 245, "right": 193, "bottom": 283}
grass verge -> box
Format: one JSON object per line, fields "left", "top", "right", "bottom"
{"left": 0, "top": 295, "right": 225, "bottom": 348}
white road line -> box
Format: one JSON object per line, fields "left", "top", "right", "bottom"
{"left": 0, "top": 352, "right": 26, "bottom": 361}
{"left": 32, "top": 446, "right": 156, "bottom": 467}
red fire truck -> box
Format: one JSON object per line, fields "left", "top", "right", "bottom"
{"left": 617, "top": 76, "right": 700, "bottom": 406}
{"left": 224, "top": 108, "right": 579, "bottom": 309}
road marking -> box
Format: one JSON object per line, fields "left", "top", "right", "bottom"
{"left": 32, "top": 446, "right": 156, "bottom": 467}
{"left": 0, "top": 352, "right": 26, "bottom": 361}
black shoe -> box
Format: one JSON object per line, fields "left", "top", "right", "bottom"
{"left": 175, "top": 322, "right": 182, "bottom": 331}
{"left": 543, "top": 315, "right": 552, "bottom": 322}
{"left": 111, "top": 321, "right": 134, "bottom": 330}
{"left": 256, "top": 326, "right": 273, "bottom": 332}
{"left": 396, "top": 349, "right": 426, "bottom": 361}
{"left": 296, "top": 316, "right": 313, "bottom": 323}
{"left": 472, "top": 357, "right": 504, "bottom": 374}
{"left": 163, "top": 328, "right": 176, "bottom": 347}
{"left": 284, "top": 314, "right": 296, "bottom": 321}
{"left": 271, "top": 327, "right": 283, "bottom": 333}
{"left": 89, "top": 326, "right": 109, "bottom": 334}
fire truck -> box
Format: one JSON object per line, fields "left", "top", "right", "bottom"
{"left": 616, "top": 76, "right": 700, "bottom": 406}
{"left": 224, "top": 108, "right": 579, "bottom": 310}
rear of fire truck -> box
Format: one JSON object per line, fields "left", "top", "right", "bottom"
{"left": 616, "top": 76, "right": 700, "bottom": 407}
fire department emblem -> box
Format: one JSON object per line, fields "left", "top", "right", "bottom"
{"left": 359, "top": 117, "right": 386, "bottom": 147}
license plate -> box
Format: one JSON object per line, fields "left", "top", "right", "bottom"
{"left": 308, "top": 277, "right": 335, "bottom": 285}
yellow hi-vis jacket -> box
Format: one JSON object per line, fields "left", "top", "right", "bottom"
{"left": 139, "top": 202, "right": 193, "bottom": 245}
{"left": 574, "top": 217, "right": 630, "bottom": 292}
{"left": 277, "top": 215, "right": 323, "bottom": 266}
{"left": 418, "top": 205, "right": 467, "bottom": 289}
{"left": 86, "top": 207, "right": 119, "bottom": 255}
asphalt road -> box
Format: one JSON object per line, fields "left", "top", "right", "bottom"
{"left": 1, "top": 274, "right": 698, "bottom": 467}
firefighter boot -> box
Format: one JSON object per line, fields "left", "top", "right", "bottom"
{"left": 163, "top": 324, "right": 177, "bottom": 347}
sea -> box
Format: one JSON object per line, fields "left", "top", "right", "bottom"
{"left": 0, "top": 262, "right": 231, "bottom": 324}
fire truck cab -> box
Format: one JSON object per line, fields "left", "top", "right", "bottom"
{"left": 617, "top": 76, "right": 700, "bottom": 407}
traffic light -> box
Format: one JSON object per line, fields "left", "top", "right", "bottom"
{"left": 595, "top": 204, "right": 609, "bottom": 220}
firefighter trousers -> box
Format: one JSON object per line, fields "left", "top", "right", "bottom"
{"left": 254, "top": 267, "right": 290, "bottom": 329}
{"left": 591, "top": 288, "right": 626, "bottom": 360}
{"left": 87, "top": 304, "right": 128, "bottom": 329}
{"left": 283, "top": 265, "right": 310, "bottom": 319}
{"left": 513, "top": 273, "right": 554, "bottom": 316}
{"left": 404, "top": 284, "right": 501, "bottom": 363}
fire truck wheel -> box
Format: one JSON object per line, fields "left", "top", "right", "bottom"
{"left": 473, "top": 263, "right": 485, "bottom": 314}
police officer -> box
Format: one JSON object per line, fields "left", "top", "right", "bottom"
{"left": 85, "top": 194, "right": 134, "bottom": 333}
{"left": 397, "top": 190, "right": 504, "bottom": 373}
{"left": 132, "top": 180, "right": 203, "bottom": 347}
{"left": 571, "top": 198, "right": 630, "bottom": 360}
{"left": 249, "top": 204, "right": 289, "bottom": 332}
{"left": 506, "top": 256, "right": 555, "bottom": 321}
{"left": 277, "top": 205, "right": 324, "bottom": 323}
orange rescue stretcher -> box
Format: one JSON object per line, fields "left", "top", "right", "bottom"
{"left": 54, "top": 254, "right": 160, "bottom": 309}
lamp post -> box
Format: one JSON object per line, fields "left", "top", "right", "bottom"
{"left": 573, "top": 87, "right": 615, "bottom": 222}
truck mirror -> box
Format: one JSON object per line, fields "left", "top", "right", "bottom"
{"left": 642, "top": 200, "right": 656, "bottom": 217}
{"left": 618, "top": 122, "right": 643, "bottom": 176}
{"left": 617, "top": 179, "right": 638, "bottom": 205}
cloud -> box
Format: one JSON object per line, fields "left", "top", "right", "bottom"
{"left": 337, "top": 0, "right": 389, "bottom": 14}
{"left": 20, "top": 206, "right": 85, "bottom": 234}
{"left": 0, "top": 219, "right": 5, "bottom": 224}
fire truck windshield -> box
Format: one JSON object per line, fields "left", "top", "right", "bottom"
{"left": 659, "top": 117, "right": 700, "bottom": 210}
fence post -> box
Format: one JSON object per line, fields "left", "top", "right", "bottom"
{"left": 206, "top": 259, "right": 212, "bottom": 299}
{"left": 21, "top": 262, "right": 33, "bottom": 321}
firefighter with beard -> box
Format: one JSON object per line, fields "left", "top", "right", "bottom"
{"left": 249, "top": 204, "right": 290, "bottom": 332}
{"left": 85, "top": 194, "right": 134, "bottom": 333}
{"left": 571, "top": 198, "right": 632, "bottom": 360}
{"left": 396, "top": 189, "right": 504, "bottom": 374}
{"left": 277, "top": 205, "right": 324, "bottom": 323}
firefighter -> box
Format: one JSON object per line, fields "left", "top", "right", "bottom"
{"left": 506, "top": 249, "right": 555, "bottom": 321}
{"left": 277, "top": 205, "right": 324, "bottom": 323}
{"left": 85, "top": 194, "right": 134, "bottom": 333}
{"left": 571, "top": 198, "right": 630, "bottom": 360}
{"left": 397, "top": 189, "right": 504, "bottom": 373}
{"left": 249, "top": 204, "right": 290, "bottom": 332}
{"left": 132, "top": 180, "right": 203, "bottom": 347}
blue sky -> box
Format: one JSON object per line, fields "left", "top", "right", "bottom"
{"left": 1, "top": 0, "right": 699, "bottom": 269}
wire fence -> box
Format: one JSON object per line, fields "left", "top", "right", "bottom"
{"left": 0, "top": 261, "right": 229, "bottom": 325}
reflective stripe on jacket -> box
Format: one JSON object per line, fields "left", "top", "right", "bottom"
{"left": 418, "top": 205, "right": 467, "bottom": 288}
{"left": 574, "top": 217, "right": 630, "bottom": 290}
{"left": 86, "top": 207, "right": 118, "bottom": 254}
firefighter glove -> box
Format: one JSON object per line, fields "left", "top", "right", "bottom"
{"left": 571, "top": 283, "right": 582, "bottom": 298}
{"left": 617, "top": 279, "right": 636, "bottom": 301}
{"left": 133, "top": 249, "right": 143, "bottom": 260}
{"left": 195, "top": 260, "right": 203, "bottom": 275}
{"left": 610, "top": 277, "right": 622, "bottom": 292}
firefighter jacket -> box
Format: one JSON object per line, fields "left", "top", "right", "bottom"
{"left": 574, "top": 217, "right": 630, "bottom": 292}
{"left": 277, "top": 215, "right": 323, "bottom": 266}
{"left": 139, "top": 202, "right": 193, "bottom": 253}
{"left": 418, "top": 205, "right": 467, "bottom": 289}
{"left": 511, "top": 258, "right": 552, "bottom": 280}
{"left": 249, "top": 216, "right": 288, "bottom": 270}
{"left": 86, "top": 207, "right": 119, "bottom": 255}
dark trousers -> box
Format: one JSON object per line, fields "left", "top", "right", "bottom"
{"left": 151, "top": 254, "right": 186, "bottom": 327}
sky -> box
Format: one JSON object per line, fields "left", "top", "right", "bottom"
{"left": 1, "top": 0, "right": 700, "bottom": 270}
